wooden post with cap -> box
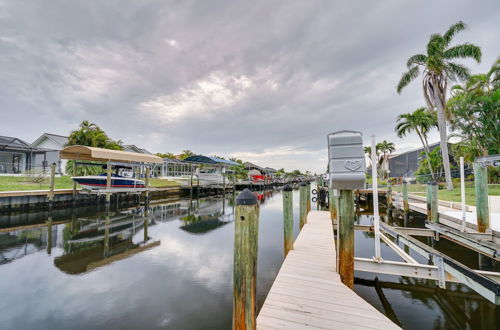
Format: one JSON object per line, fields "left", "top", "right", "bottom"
{"left": 299, "top": 182, "right": 307, "bottom": 229}
{"left": 233, "top": 189, "right": 259, "bottom": 330}
{"left": 430, "top": 181, "right": 439, "bottom": 223}
{"left": 402, "top": 181, "right": 409, "bottom": 214}
{"left": 282, "top": 184, "right": 294, "bottom": 256}
{"left": 473, "top": 162, "right": 490, "bottom": 232}
{"left": 306, "top": 181, "right": 311, "bottom": 213}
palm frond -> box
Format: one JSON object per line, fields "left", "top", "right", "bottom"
{"left": 445, "top": 62, "right": 470, "bottom": 81}
{"left": 397, "top": 66, "right": 419, "bottom": 93}
{"left": 442, "top": 43, "right": 481, "bottom": 62}
{"left": 406, "top": 54, "right": 427, "bottom": 68}
{"left": 427, "top": 34, "right": 445, "bottom": 56}
{"left": 443, "top": 21, "right": 466, "bottom": 46}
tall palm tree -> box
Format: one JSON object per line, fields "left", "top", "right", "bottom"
{"left": 376, "top": 140, "right": 395, "bottom": 179}
{"left": 396, "top": 108, "right": 437, "bottom": 180}
{"left": 397, "top": 21, "right": 482, "bottom": 190}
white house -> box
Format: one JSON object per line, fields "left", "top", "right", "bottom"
{"left": 31, "top": 133, "right": 69, "bottom": 174}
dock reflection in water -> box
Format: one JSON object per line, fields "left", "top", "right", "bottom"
{"left": 0, "top": 188, "right": 498, "bottom": 329}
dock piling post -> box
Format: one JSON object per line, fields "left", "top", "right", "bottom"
{"left": 233, "top": 189, "right": 259, "bottom": 330}
{"left": 329, "top": 188, "right": 337, "bottom": 220}
{"left": 72, "top": 161, "right": 77, "bottom": 202}
{"left": 387, "top": 182, "right": 392, "bottom": 208}
{"left": 426, "top": 182, "right": 432, "bottom": 219}
{"left": 306, "top": 182, "right": 311, "bottom": 213}
{"left": 402, "top": 181, "right": 409, "bottom": 214}
{"left": 473, "top": 162, "right": 490, "bottom": 232}
{"left": 283, "top": 184, "right": 294, "bottom": 256}
{"left": 49, "top": 162, "right": 56, "bottom": 202}
{"left": 299, "top": 182, "right": 307, "bottom": 229}
{"left": 106, "top": 161, "right": 112, "bottom": 203}
{"left": 338, "top": 189, "right": 354, "bottom": 288}
{"left": 430, "top": 181, "right": 439, "bottom": 223}
{"left": 460, "top": 157, "right": 466, "bottom": 232}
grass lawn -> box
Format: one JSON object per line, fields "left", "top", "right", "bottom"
{"left": 0, "top": 175, "right": 179, "bottom": 192}
{"left": 392, "top": 183, "right": 500, "bottom": 206}
{"left": 0, "top": 176, "right": 75, "bottom": 191}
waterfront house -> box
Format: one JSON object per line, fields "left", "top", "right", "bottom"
{"left": 0, "top": 135, "right": 50, "bottom": 174}
{"left": 31, "top": 133, "right": 69, "bottom": 174}
{"left": 387, "top": 142, "right": 457, "bottom": 179}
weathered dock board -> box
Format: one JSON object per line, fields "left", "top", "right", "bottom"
{"left": 257, "top": 211, "right": 400, "bottom": 330}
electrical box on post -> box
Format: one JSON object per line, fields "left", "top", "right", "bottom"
{"left": 327, "top": 130, "right": 366, "bottom": 190}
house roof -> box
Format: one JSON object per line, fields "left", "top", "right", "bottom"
{"left": 123, "top": 144, "right": 152, "bottom": 154}
{"left": 243, "top": 162, "right": 264, "bottom": 170}
{"left": 184, "top": 155, "right": 239, "bottom": 166}
{"left": 60, "top": 145, "right": 163, "bottom": 164}
{"left": 0, "top": 136, "right": 49, "bottom": 152}
{"left": 31, "top": 133, "right": 68, "bottom": 148}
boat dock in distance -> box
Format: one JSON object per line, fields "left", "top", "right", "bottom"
{"left": 257, "top": 211, "right": 399, "bottom": 329}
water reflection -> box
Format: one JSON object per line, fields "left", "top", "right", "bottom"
{"left": 0, "top": 189, "right": 498, "bottom": 329}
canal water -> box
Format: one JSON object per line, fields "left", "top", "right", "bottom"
{"left": 0, "top": 188, "right": 498, "bottom": 329}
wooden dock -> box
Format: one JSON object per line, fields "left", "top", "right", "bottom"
{"left": 257, "top": 211, "right": 400, "bottom": 329}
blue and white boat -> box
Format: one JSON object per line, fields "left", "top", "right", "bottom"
{"left": 72, "top": 174, "right": 145, "bottom": 190}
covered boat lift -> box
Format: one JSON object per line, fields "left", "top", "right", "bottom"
{"left": 60, "top": 145, "right": 163, "bottom": 199}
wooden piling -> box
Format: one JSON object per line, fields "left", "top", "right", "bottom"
{"left": 306, "top": 182, "right": 311, "bottom": 213}
{"left": 426, "top": 183, "right": 432, "bottom": 219}
{"left": 299, "top": 183, "right": 307, "bottom": 229}
{"left": 49, "top": 163, "right": 56, "bottom": 201}
{"left": 329, "top": 188, "right": 337, "bottom": 220}
{"left": 338, "top": 189, "right": 354, "bottom": 288}
{"left": 402, "top": 182, "right": 409, "bottom": 214}
{"left": 282, "top": 184, "right": 294, "bottom": 256}
{"left": 72, "top": 161, "right": 77, "bottom": 200}
{"left": 233, "top": 189, "right": 259, "bottom": 330}
{"left": 473, "top": 162, "right": 490, "bottom": 232}
{"left": 430, "top": 181, "right": 438, "bottom": 223}
{"left": 386, "top": 182, "right": 392, "bottom": 208}
{"left": 106, "top": 161, "right": 112, "bottom": 203}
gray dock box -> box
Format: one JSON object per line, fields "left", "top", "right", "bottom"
{"left": 327, "top": 130, "right": 366, "bottom": 189}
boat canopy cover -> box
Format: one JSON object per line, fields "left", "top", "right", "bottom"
{"left": 60, "top": 145, "right": 163, "bottom": 164}
{"left": 183, "top": 155, "right": 239, "bottom": 166}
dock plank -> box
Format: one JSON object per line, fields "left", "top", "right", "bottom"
{"left": 257, "top": 211, "right": 400, "bottom": 330}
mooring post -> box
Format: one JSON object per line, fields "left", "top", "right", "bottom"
{"left": 283, "top": 184, "right": 294, "bottom": 256}
{"left": 106, "top": 161, "right": 112, "bottom": 203}
{"left": 473, "top": 162, "right": 489, "bottom": 233}
{"left": 233, "top": 189, "right": 259, "bottom": 330}
{"left": 299, "top": 182, "right": 307, "bottom": 229}
{"left": 402, "top": 181, "right": 409, "bottom": 214}
{"left": 329, "top": 187, "right": 337, "bottom": 220}
{"left": 306, "top": 182, "right": 311, "bottom": 213}
{"left": 49, "top": 162, "right": 56, "bottom": 202}
{"left": 426, "top": 182, "right": 432, "bottom": 219}
{"left": 145, "top": 167, "right": 151, "bottom": 204}
{"left": 386, "top": 182, "right": 392, "bottom": 208}
{"left": 338, "top": 189, "right": 354, "bottom": 288}
{"left": 430, "top": 181, "right": 438, "bottom": 223}
{"left": 72, "top": 161, "right": 77, "bottom": 201}
{"left": 460, "top": 157, "right": 466, "bottom": 232}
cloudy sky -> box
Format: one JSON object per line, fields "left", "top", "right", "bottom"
{"left": 1, "top": 0, "right": 499, "bottom": 172}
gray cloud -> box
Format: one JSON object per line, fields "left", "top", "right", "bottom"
{"left": 1, "top": 0, "right": 499, "bottom": 172}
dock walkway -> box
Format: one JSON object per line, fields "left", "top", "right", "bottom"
{"left": 257, "top": 211, "right": 399, "bottom": 329}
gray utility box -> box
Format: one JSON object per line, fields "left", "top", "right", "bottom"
{"left": 327, "top": 130, "right": 366, "bottom": 189}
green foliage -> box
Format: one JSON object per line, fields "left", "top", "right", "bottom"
{"left": 415, "top": 147, "right": 443, "bottom": 183}
{"left": 156, "top": 152, "right": 176, "bottom": 159}
{"left": 65, "top": 160, "right": 103, "bottom": 176}
{"left": 67, "top": 120, "right": 123, "bottom": 149}
{"left": 179, "top": 150, "right": 195, "bottom": 159}
{"left": 448, "top": 58, "right": 500, "bottom": 159}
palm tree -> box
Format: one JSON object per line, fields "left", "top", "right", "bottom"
{"left": 397, "top": 21, "right": 482, "bottom": 190}
{"left": 376, "top": 141, "right": 395, "bottom": 179}
{"left": 396, "top": 108, "right": 438, "bottom": 180}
